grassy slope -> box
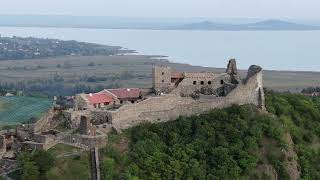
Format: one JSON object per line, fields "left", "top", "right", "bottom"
{"left": 8, "top": 144, "right": 90, "bottom": 180}
{"left": 46, "top": 144, "right": 90, "bottom": 180}
{"left": 0, "top": 55, "right": 320, "bottom": 92}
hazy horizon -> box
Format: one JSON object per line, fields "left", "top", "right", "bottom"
{"left": 1, "top": 0, "right": 320, "bottom": 19}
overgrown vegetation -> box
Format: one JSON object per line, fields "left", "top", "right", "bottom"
{"left": 266, "top": 91, "right": 320, "bottom": 179}
{"left": 8, "top": 144, "right": 89, "bottom": 180}
{"left": 301, "top": 86, "right": 320, "bottom": 93}
{"left": 100, "top": 91, "right": 320, "bottom": 179}
{"left": 101, "top": 104, "right": 287, "bottom": 179}
{"left": 45, "top": 154, "right": 90, "bottom": 180}
{"left": 9, "top": 150, "right": 55, "bottom": 180}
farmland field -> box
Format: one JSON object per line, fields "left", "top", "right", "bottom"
{"left": 1, "top": 55, "right": 320, "bottom": 95}
{"left": 0, "top": 96, "right": 52, "bottom": 125}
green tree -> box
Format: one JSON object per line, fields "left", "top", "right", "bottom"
{"left": 32, "top": 150, "right": 55, "bottom": 175}
{"left": 21, "top": 161, "right": 40, "bottom": 180}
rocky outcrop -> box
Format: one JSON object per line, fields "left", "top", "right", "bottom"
{"left": 284, "top": 133, "right": 301, "bottom": 180}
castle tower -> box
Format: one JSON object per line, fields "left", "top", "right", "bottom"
{"left": 152, "top": 66, "right": 172, "bottom": 94}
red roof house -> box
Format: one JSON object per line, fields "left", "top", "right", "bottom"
{"left": 106, "top": 88, "right": 141, "bottom": 101}
{"left": 86, "top": 92, "right": 113, "bottom": 105}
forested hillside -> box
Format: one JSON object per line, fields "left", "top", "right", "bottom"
{"left": 100, "top": 92, "right": 320, "bottom": 179}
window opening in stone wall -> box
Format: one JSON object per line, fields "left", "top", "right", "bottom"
{"left": 162, "top": 79, "right": 164, "bottom": 83}
{"left": 193, "top": 81, "right": 197, "bottom": 85}
{"left": 162, "top": 72, "right": 164, "bottom": 75}
{"left": 221, "top": 80, "right": 224, "bottom": 84}
{"left": 201, "top": 81, "right": 204, "bottom": 85}
{"left": 208, "top": 81, "right": 212, "bottom": 85}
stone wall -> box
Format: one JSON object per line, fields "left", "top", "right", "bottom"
{"left": 64, "top": 110, "right": 90, "bottom": 128}
{"left": 58, "top": 133, "right": 107, "bottom": 149}
{"left": 79, "top": 116, "right": 96, "bottom": 136}
{"left": 68, "top": 62, "right": 264, "bottom": 137}
{"left": 152, "top": 65, "right": 237, "bottom": 96}
{"left": 22, "top": 140, "right": 58, "bottom": 151}
{"left": 172, "top": 73, "right": 232, "bottom": 96}
{"left": 108, "top": 67, "right": 264, "bottom": 131}
{"left": 74, "top": 94, "right": 90, "bottom": 110}
{"left": 33, "top": 109, "right": 60, "bottom": 133}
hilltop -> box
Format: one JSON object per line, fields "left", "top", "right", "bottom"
{"left": 99, "top": 91, "right": 319, "bottom": 179}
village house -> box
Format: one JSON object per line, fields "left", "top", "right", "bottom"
{"left": 74, "top": 88, "right": 142, "bottom": 110}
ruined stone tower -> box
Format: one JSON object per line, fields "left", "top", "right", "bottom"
{"left": 79, "top": 116, "right": 96, "bottom": 136}
{"left": 152, "top": 66, "right": 172, "bottom": 94}
{"left": 226, "top": 59, "right": 241, "bottom": 84}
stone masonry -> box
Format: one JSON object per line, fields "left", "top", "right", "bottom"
{"left": 71, "top": 59, "right": 266, "bottom": 132}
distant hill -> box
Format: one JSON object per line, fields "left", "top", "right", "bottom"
{"left": 0, "top": 15, "right": 320, "bottom": 31}
{"left": 180, "top": 20, "right": 320, "bottom": 31}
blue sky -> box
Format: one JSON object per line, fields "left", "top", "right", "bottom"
{"left": 0, "top": 0, "right": 319, "bottom": 19}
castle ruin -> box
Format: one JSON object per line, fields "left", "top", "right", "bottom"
{"left": 0, "top": 59, "right": 265, "bottom": 162}
{"left": 71, "top": 59, "right": 265, "bottom": 132}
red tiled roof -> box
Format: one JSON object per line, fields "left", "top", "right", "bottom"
{"left": 171, "top": 72, "right": 183, "bottom": 78}
{"left": 86, "top": 92, "right": 113, "bottom": 105}
{"left": 107, "top": 88, "right": 140, "bottom": 99}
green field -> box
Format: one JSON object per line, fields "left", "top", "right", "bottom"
{"left": 0, "top": 96, "right": 52, "bottom": 125}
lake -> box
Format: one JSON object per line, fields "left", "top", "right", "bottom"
{"left": 0, "top": 27, "right": 319, "bottom": 71}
